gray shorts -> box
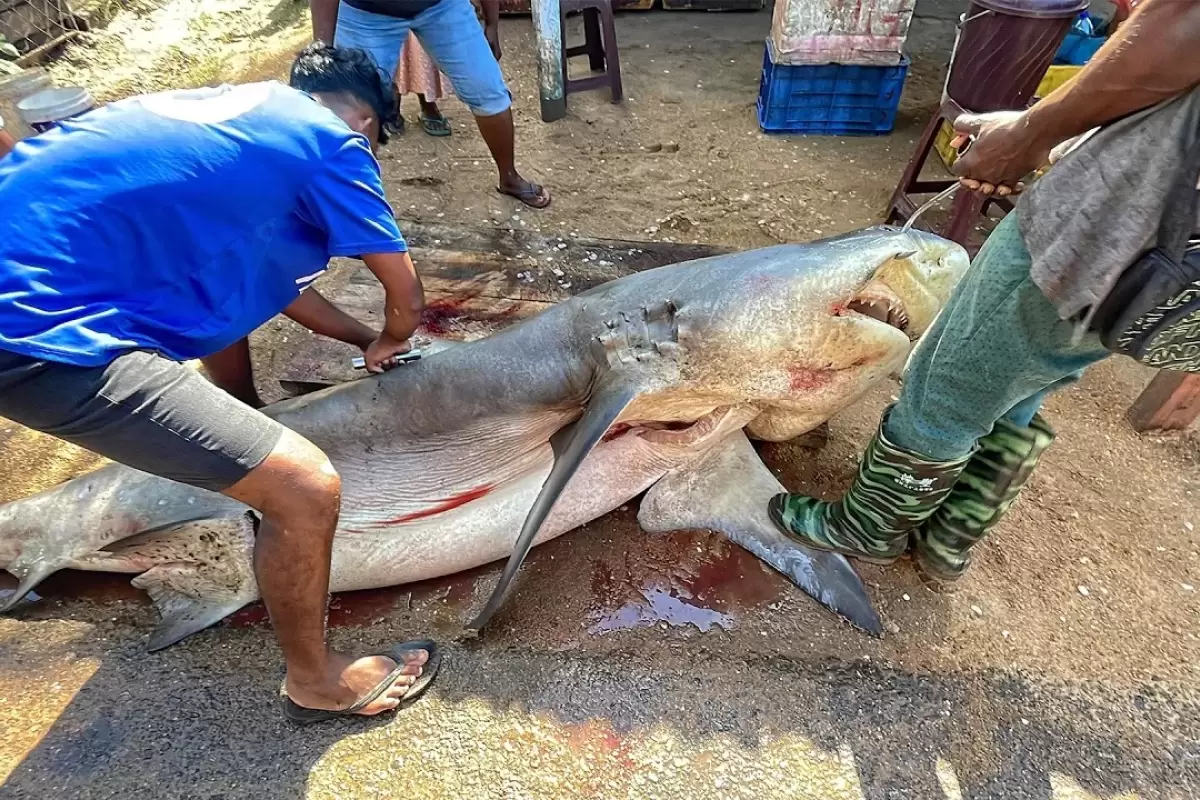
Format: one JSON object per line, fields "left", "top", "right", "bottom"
{"left": 0, "top": 349, "right": 283, "bottom": 492}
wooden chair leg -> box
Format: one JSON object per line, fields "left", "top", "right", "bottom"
{"left": 583, "top": 8, "right": 604, "bottom": 72}
{"left": 601, "top": 6, "right": 622, "bottom": 103}
{"left": 559, "top": 7, "right": 570, "bottom": 86}
{"left": 887, "top": 112, "right": 944, "bottom": 224}
{"left": 939, "top": 188, "right": 986, "bottom": 247}
{"left": 1127, "top": 372, "right": 1200, "bottom": 432}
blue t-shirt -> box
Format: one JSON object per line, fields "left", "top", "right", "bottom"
{"left": 0, "top": 81, "right": 406, "bottom": 366}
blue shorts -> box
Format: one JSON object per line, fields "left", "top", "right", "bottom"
{"left": 335, "top": 0, "right": 512, "bottom": 117}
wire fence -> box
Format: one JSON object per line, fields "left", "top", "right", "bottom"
{"left": 0, "top": 0, "right": 82, "bottom": 61}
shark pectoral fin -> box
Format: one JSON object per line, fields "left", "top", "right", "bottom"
{"left": 638, "top": 431, "right": 882, "bottom": 636}
{"left": 121, "top": 513, "right": 260, "bottom": 651}
{"left": 467, "top": 380, "right": 639, "bottom": 632}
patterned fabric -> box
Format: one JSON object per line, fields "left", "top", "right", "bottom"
{"left": 395, "top": 32, "right": 452, "bottom": 101}
{"left": 884, "top": 212, "right": 1109, "bottom": 462}
{"left": 768, "top": 410, "right": 973, "bottom": 564}
{"left": 913, "top": 414, "right": 1055, "bottom": 584}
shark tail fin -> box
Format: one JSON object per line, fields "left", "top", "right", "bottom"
{"left": 118, "top": 513, "right": 260, "bottom": 650}
{"left": 0, "top": 563, "right": 56, "bottom": 613}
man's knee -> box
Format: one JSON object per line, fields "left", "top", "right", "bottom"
{"left": 226, "top": 429, "right": 342, "bottom": 524}
{"left": 466, "top": 91, "right": 512, "bottom": 119}
{"left": 459, "top": 67, "right": 512, "bottom": 118}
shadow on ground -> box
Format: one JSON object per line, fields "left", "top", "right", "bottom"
{"left": 0, "top": 623, "right": 1197, "bottom": 799}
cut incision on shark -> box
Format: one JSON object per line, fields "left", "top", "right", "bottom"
{"left": 0, "top": 226, "right": 969, "bottom": 648}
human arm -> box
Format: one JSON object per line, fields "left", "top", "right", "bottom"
{"left": 284, "top": 288, "right": 378, "bottom": 350}
{"left": 309, "top": 0, "right": 339, "bottom": 43}
{"left": 480, "top": 0, "right": 502, "bottom": 60}
{"left": 951, "top": 0, "right": 1200, "bottom": 195}
{"left": 360, "top": 251, "right": 425, "bottom": 372}
{"left": 299, "top": 138, "right": 423, "bottom": 372}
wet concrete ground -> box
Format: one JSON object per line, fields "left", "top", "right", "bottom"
{"left": 2, "top": 619, "right": 1197, "bottom": 800}
{"left": 2, "top": 457, "right": 1198, "bottom": 800}
{"left": 4, "top": 2, "right": 1200, "bottom": 798}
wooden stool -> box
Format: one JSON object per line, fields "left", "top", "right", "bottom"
{"left": 559, "top": 0, "right": 623, "bottom": 105}
{"left": 885, "top": 98, "right": 1012, "bottom": 253}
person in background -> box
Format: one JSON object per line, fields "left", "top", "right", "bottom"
{"left": 0, "top": 43, "right": 441, "bottom": 723}
{"left": 309, "top": 0, "right": 551, "bottom": 208}
{"left": 769, "top": 0, "right": 1200, "bottom": 586}
{"left": 395, "top": 31, "right": 453, "bottom": 137}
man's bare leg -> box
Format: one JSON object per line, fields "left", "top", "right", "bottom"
{"left": 474, "top": 109, "right": 550, "bottom": 208}
{"left": 224, "top": 428, "right": 425, "bottom": 714}
{"left": 201, "top": 338, "right": 264, "bottom": 409}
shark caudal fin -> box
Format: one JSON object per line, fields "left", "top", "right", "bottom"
{"left": 115, "top": 514, "right": 261, "bottom": 650}
{"left": 0, "top": 493, "right": 70, "bottom": 612}
{"left": 638, "top": 431, "right": 882, "bottom": 636}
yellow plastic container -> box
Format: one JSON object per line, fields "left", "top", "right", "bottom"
{"left": 935, "top": 63, "right": 1084, "bottom": 170}
{"left": 935, "top": 120, "right": 959, "bottom": 169}
{"left": 1035, "top": 64, "right": 1083, "bottom": 98}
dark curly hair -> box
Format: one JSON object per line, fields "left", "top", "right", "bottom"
{"left": 288, "top": 42, "right": 399, "bottom": 145}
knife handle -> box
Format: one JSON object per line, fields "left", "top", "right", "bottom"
{"left": 351, "top": 349, "right": 423, "bottom": 370}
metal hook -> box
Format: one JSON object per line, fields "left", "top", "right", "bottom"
{"left": 901, "top": 183, "right": 961, "bottom": 233}
{"left": 956, "top": 9, "right": 994, "bottom": 29}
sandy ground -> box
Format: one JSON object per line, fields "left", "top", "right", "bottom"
{"left": 2, "top": 2, "right": 1199, "bottom": 799}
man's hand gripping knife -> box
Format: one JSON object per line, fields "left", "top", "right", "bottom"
{"left": 362, "top": 251, "right": 426, "bottom": 373}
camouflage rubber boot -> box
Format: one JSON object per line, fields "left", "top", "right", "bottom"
{"left": 768, "top": 412, "right": 974, "bottom": 565}
{"left": 913, "top": 414, "right": 1056, "bottom": 587}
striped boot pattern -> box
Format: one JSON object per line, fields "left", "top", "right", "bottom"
{"left": 914, "top": 414, "right": 1056, "bottom": 586}
{"left": 768, "top": 413, "right": 974, "bottom": 565}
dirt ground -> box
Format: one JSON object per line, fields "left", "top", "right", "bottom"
{"left": 2, "top": 2, "right": 1199, "bottom": 798}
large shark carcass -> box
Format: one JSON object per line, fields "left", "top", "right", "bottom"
{"left": 0, "top": 227, "right": 968, "bottom": 648}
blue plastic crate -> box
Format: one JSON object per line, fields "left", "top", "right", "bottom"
{"left": 757, "top": 45, "right": 909, "bottom": 136}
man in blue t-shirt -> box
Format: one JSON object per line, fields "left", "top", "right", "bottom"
{"left": 0, "top": 44, "right": 440, "bottom": 723}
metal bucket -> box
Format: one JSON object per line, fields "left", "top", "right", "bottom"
{"left": 944, "top": 0, "right": 1087, "bottom": 112}
{"left": 17, "top": 85, "right": 94, "bottom": 133}
{"left": 0, "top": 67, "right": 53, "bottom": 141}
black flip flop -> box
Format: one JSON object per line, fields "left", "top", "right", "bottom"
{"left": 497, "top": 183, "right": 551, "bottom": 209}
{"left": 280, "top": 639, "right": 441, "bottom": 726}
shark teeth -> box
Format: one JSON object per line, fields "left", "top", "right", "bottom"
{"left": 847, "top": 279, "right": 910, "bottom": 333}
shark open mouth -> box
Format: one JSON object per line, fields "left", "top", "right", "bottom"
{"left": 846, "top": 279, "right": 910, "bottom": 333}
{"left": 603, "top": 407, "right": 732, "bottom": 445}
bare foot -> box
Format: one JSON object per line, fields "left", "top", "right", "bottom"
{"left": 285, "top": 647, "right": 428, "bottom": 716}
{"left": 498, "top": 175, "right": 551, "bottom": 209}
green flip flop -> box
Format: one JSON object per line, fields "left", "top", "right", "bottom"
{"left": 419, "top": 113, "right": 452, "bottom": 137}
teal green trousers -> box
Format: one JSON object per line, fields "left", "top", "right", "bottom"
{"left": 884, "top": 212, "right": 1111, "bottom": 461}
